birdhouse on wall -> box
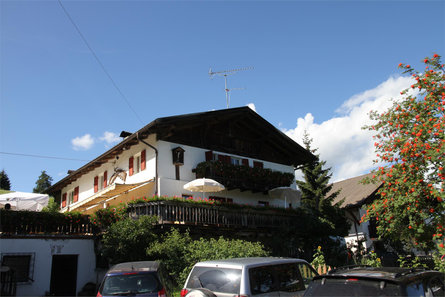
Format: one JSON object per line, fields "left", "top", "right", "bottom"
{"left": 172, "top": 147, "right": 185, "bottom": 166}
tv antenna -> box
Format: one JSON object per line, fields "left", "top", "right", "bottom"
{"left": 209, "top": 66, "right": 253, "bottom": 108}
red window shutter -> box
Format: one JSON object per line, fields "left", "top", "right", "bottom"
{"left": 73, "top": 186, "right": 79, "bottom": 202}
{"left": 141, "top": 150, "right": 146, "bottom": 171}
{"left": 62, "top": 193, "right": 67, "bottom": 208}
{"left": 94, "top": 176, "right": 99, "bottom": 193}
{"left": 225, "top": 155, "right": 231, "bottom": 164}
{"left": 205, "top": 151, "right": 213, "bottom": 161}
{"left": 253, "top": 161, "right": 263, "bottom": 169}
{"left": 218, "top": 154, "right": 225, "bottom": 162}
{"left": 103, "top": 171, "right": 108, "bottom": 188}
{"left": 242, "top": 159, "right": 249, "bottom": 166}
{"left": 129, "top": 156, "right": 134, "bottom": 176}
{"left": 227, "top": 198, "right": 233, "bottom": 204}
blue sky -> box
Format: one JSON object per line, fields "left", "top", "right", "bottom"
{"left": 1, "top": 0, "right": 444, "bottom": 192}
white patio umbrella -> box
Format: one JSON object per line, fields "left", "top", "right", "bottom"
{"left": 268, "top": 187, "right": 301, "bottom": 208}
{"left": 183, "top": 178, "right": 225, "bottom": 199}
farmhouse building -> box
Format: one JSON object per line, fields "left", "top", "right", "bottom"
{"left": 47, "top": 107, "right": 315, "bottom": 213}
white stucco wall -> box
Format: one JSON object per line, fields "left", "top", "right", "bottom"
{"left": 60, "top": 135, "right": 299, "bottom": 210}
{"left": 156, "top": 141, "right": 298, "bottom": 208}
{"left": 0, "top": 237, "right": 97, "bottom": 297}
{"left": 61, "top": 135, "right": 157, "bottom": 211}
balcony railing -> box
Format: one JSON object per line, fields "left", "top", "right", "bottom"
{"left": 0, "top": 210, "right": 96, "bottom": 236}
{"left": 193, "top": 161, "right": 294, "bottom": 193}
{"left": 127, "top": 201, "right": 297, "bottom": 229}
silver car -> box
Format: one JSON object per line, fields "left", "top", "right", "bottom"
{"left": 181, "top": 257, "right": 318, "bottom": 297}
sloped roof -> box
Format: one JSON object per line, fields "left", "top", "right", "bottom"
{"left": 330, "top": 172, "right": 382, "bottom": 208}
{"left": 48, "top": 107, "right": 315, "bottom": 192}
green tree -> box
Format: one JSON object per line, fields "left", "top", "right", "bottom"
{"left": 362, "top": 54, "right": 445, "bottom": 253}
{"left": 41, "top": 197, "right": 60, "bottom": 212}
{"left": 101, "top": 216, "right": 158, "bottom": 264}
{"left": 0, "top": 170, "right": 11, "bottom": 190}
{"left": 296, "top": 131, "right": 350, "bottom": 237}
{"left": 33, "top": 170, "right": 53, "bottom": 193}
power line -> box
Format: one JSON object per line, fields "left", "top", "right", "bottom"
{"left": 57, "top": 0, "right": 144, "bottom": 125}
{"left": 0, "top": 152, "right": 89, "bottom": 162}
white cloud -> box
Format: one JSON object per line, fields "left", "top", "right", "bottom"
{"left": 99, "top": 131, "right": 121, "bottom": 144}
{"left": 247, "top": 103, "right": 257, "bottom": 112}
{"left": 284, "top": 75, "right": 413, "bottom": 182}
{"left": 71, "top": 134, "right": 95, "bottom": 151}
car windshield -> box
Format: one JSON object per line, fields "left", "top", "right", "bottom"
{"left": 304, "top": 278, "right": 402, "bottom": 297}
{"left": 186, "top": 267, "right": 242, "bottom": 294}
{"left": 102, "top": 273, "right": 160, "bottom": 296}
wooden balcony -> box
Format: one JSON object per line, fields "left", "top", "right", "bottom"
{"left": 0, "top": 210, "right": 96, "bottom": 236}
{"left": 193, "top": 161, "right": 295, "bottom": 193}
{"left": 127, "top": 201, "right": 297, "bottom": 230}
{"left": 1, "top": 201, "right": 299, "bottom": 237}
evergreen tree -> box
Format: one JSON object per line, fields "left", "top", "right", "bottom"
{"left": 296, "top": 131, "right": 349, "bottom": 236}
{"left": 33, "top": 170, "right": 53, "bottom": 193}
{"left": 0, "top": 170, "right": 11, "bottom": 190}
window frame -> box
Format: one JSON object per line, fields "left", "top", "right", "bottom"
{"left": 68, "top": 190, "right": 74, "bottom": 205}
{"left": 1, "top": 253, "right": 35, "bottom": 284}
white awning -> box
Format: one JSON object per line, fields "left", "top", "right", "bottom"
{"left": 64, "top": 179, "right": 155, "bottom": 213}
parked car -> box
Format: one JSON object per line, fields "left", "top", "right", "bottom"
{"left": 303, "top": 266, "right": 444, "bottom": 297}
{"left": 97, "top": 261, "right": 170, "bottom": 297}
{"left": 181, "top": 257, "right": 318, "bottom": 297}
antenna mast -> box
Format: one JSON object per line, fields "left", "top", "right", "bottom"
{"left": 209, "top": 66, "right": 252, "bottom": 108}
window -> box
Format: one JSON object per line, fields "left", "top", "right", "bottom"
{"left": 276, "top": 263, "right": 305, "bottom": 292}
{"left": 129, "top": 151, "right": 145, "bottom": 176}
{"left": 209, "top": 196, "right": 233, "bottom": 204}
{"left": 135, "top": 154, "right": 141, "bottom": 174}
{"left": 231, "top": 157, "right": 241, "bottom": 166}
{"left": 428, "top": 277, "right": 444, "bottom": 297}
{"left": 1, "top": 253, "right": 35, "bottom": 283}
{"left": 68, "top": 190, "right": 74, "bottom": 205}
{"left": 249, "top": 265, "right": 276, "bottom": 294}
{"left": 258, "top": 201, "right": 269, "bottom": 207}
{"left": 297, "top": 263, "right": 317, "bottom": 288}
{"left": 98, "top": 171, "right": 107, "bottom": 191}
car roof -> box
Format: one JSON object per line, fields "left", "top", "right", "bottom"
{"left": 193, "top": 257, "right": 308, "bottom": 269}
{"left": 317, "top": 266, "right": 443, "bottom": 284}
{"left": 107, "top": 261, "right": 160, "bottom": 274}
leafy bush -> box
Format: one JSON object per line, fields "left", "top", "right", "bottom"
{"left": 180, "top": 236, "right": 270, "bottom": 286}
{"left": 101, "top": 216, "right": 158, "bottom": 264}
{"left": 146, "top": 228, "right": 269, "bottom": 289}
{"left": 146, "top": 229, "right": 193, "bottom": 291}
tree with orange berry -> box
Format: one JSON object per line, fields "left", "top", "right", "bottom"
{"left": 362, "top": 54, "right": 444, "bottom": 255}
